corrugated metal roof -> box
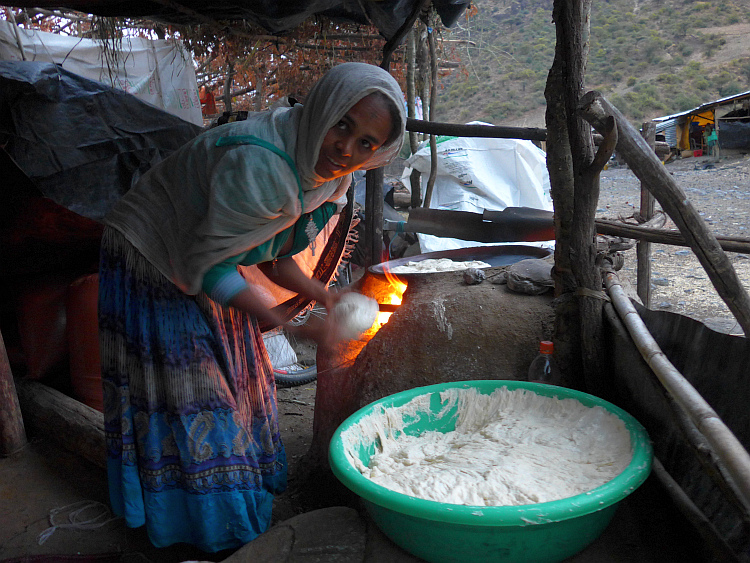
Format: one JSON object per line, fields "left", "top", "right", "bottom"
{"left": 653, "top": 90, "right": 750, "bottom": 122}
{"left": 654, "top": 118, "right": 678, "bottom": 146}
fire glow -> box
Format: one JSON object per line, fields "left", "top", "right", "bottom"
{"left": 376, "top": 268, "right": 407, "bottom": 328}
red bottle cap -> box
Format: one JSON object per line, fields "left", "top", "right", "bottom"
{"left": 539, "top": 340, "right": 554, "bottom": 354}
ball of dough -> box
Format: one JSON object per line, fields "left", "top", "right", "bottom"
{"left": 331, "top": 292, "right": 379, "bottom": 340}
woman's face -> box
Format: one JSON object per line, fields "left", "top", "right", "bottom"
{"left": 315, "top": 93, "right": 393, "bottom": 180}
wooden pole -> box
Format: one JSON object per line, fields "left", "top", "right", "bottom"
{"left": 595, "top": 219, "right": 750, "bottom": 254}
{"left": 606, "top": 270, "right": 750, "bottom": 513}
{"left": 0, "top": 329, "right": 26, "bottom": 456}
{"left": 636, "top": 121, "right": 656, "bottom": 306}
{"left": 406, "top": 29, "right": 422, "bottom": 209}
{"left": 222, "top": 61, "right": 234, "bottom": 114}
{"left": 406, "top": 119, "right": 546, "bottom": 141}
{"left": 422, "top": 18, "right": 439, "bottom": 209}
{"left": 579, "top": 91, "right": 750, "bottom": 336}
{"left": 544, "top": 0, "right": 595, "bottom": 391}
{"left": 365, "top": 167, "right": 385, "bottom": 267}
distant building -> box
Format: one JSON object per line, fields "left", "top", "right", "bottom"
{"left": 653, "top": 90, "right": 750, "bottom": 154}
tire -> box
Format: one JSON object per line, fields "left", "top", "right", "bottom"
{"left": 274, "top": 363, "right": 318, "bottom": 387}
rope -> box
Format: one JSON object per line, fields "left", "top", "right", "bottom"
{"left": 575, "top": 287, "right": 611, "bottom": 301}
{"left": 37, "top": 501, "right": 121, "bottom": 545}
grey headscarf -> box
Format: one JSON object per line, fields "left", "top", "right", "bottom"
{"left": 105, "top": 62, "right": 406, "bottom": 295}
{"left": 295, "top": 62, "right": 406, "bottom": 189}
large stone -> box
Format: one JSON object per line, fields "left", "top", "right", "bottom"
{"left": 222, "top": 506, "right": 366, "bottom": 562}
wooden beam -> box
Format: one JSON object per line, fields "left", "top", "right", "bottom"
{"left": 596, "top": 219, "right": 750, "bottom": 254}
{"left": 15, "top": 379, "right": 104, "bottom": 469}
{"left": 406, "top": 118, "right": 546, "bottom": 141}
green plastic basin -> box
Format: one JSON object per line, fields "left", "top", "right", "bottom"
{"left": 329, "top": 380, "right": 653, "bottom": 563}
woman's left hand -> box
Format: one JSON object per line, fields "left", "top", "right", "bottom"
{"left": 286, "top": 308, "right": 346, "bottom": 350}
{"left": 258, "top": 256, "right": 349, "bottom": 328}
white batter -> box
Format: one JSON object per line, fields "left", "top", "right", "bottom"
{"left": 342, "top": 387, "right": 632, "bottom": 506}
{"left": 330, "top": 292, "right": 379, "bottom": 340}
{"left": 389, "top": 258, "right": 492, "bottom": 274}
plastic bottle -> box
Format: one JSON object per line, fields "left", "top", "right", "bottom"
{"left": 527, "top": 340, "right": 562, "bottom": 385}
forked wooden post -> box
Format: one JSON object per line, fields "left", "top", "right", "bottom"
{"left": 578, "top": 91, "right": 750, "bottom": 336}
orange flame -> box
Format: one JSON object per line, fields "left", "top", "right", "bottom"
{"left": 376, "top": 265, "right": 407, "bottom": 328}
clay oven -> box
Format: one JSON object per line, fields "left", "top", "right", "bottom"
{"left": 307, "top": 265, "right": 556, "bottom": 476}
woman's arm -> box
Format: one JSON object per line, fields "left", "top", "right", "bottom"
{"left": 257, "top": 256, "right": 336, "bottom": 311}
{"left": 225, "top": 283, "right": 289, "bottom": 327}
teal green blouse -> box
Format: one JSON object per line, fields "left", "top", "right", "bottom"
{"left": 202, "top": 133, "right": 339, "bottom": 305}
{"left": 202, "top": 201, "right": 337, "bottom": 304}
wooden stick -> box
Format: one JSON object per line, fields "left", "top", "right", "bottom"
{"left": 605, "top": 270, "right": 750, "bottom": 513}
{"left": 579, "top": 91, "right": 750, "bottom": 336}
{"left": 595, "top": 219, "right": 750, "bottom": 254}
{"left": 0, "top": 330, "right": 26, "bottom": 456}
{"left": 406, "top": 119, "right": 546, "bottom": 142}
{"left": 637, "top": 121, "right": 656, "bottom": 306}
{"left": 423, "top": 21, "right": 439, "bottom": 209}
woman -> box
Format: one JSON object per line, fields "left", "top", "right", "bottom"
{"left": 98, "top": 62, "right": 406, "bottom": 552}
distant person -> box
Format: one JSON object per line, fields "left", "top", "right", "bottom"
{"left": 98, "top": 62, "right": 405, "bottom": 553}
{"left": 705, "top": 124, "right": 719, "bottom": 158}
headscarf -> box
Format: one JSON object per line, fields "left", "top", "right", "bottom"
{"left": 105, "top": 62, "right": 406, "bottom": 295}
{"left": 295, "top": 62, "right": 406, "bottom": 188}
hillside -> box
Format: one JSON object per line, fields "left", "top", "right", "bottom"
{"left": 434, "top": 0, "right": 750, "bottom": 128}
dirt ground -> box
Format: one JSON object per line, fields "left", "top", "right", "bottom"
{"left": 598, "top": 150, "right": 750, "bottom": 333}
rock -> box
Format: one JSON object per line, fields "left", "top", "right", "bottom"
{"left": 222, "top": 507, "right": 366, "bottom": 562}
{"left": 505, "top": 258, "right": 554, "bottom": 295}
{"left": 463, "top": 267, "right": 485, "bottom": 285}
{"left": 490, "top": 270, "right": 508, "bottom": 284}
{"left": 363, "top": 512, "right": 423, "bottom": 562}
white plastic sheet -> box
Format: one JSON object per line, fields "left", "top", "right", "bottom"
{"left": 402, "top": 123, "right": 554, "bottom": 252}
{"left": 0, "top": 21, "right": 202, "bottom": 126}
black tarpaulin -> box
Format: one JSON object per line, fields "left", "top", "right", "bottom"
{"left": 603, "top": 302, "right": 750, "bottom": 559}
{"left": 7, "top": 0, "right": 470, "bottom": 41}
{"left": 719, "top": 120, "right": 750, "bottom": 150}
{"left": 0, "top": 60, "right": 203, "bottom": 222}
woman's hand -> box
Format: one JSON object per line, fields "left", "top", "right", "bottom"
{"left": 286, "top": 314, "right": 344, "bottom": 350}
{"left": 257, "top": 256, "right": 354, "bottom": 315}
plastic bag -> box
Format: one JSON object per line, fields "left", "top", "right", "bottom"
{"left": 402, "top": 123, "right": 554, "bottom": 253}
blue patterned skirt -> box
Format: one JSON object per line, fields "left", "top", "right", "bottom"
{"left": 98, "top": 227, "right": 286, "bottom": 552}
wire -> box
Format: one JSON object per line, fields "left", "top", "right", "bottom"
{"left": 37, "top": 501, "right": 121, "bottom": 545}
